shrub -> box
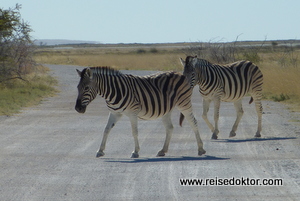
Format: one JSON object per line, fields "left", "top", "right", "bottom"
{"left": 150, "top": 48, "right": 158, "bottom": 53}
{"left": 136, "top": 49, "right": 146, "bottom": 54}
{"left": 242, "top": 51, "right": 261, "bottom": 63}
{"left": 271, "top": 93, "right": 290, "bottom": 102}
{"left": 0, "top": 4, "right": 35, "bottom": 83}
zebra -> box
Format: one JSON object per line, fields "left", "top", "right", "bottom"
{"left": 179, "top": 56, "right": 263, "bottom": 140}
{"left": 75, "top": 66, "right": 206, "bottom": 158}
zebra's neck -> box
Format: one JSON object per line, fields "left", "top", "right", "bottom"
{"left": 194, "top": 59, "right": 222, "bottom": 88}
{"left": 91, "top": 67, "right": 127, "bottom": 103}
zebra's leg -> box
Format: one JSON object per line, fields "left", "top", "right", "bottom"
{"left": 202, "top": 98, "right": 214, "bottom": 132}
{"left": 128, "top": 114, "right": 140, "bottom": 158}
{"left": 211, "top": 98, "right": 221, "bottom": 139}
{"left": 230, "top": 100, "right": 244, "bottom": 137}
{"left": 254, "top": 99, "right": 263, "bottom": 137}
{"left": 97, "top": 112, "right": 122, "bottom": 157}
{"left": 181, "top": 108, "right": 206, "bottom": 156}
{"left": 157, "top": 113, "right": 173, "bottom": 157}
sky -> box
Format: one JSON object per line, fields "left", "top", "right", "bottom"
{"left": 1, "top": 0, "right": 299, "bottom": 44}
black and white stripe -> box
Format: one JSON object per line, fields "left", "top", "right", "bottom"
{"left": 75, "top": 66, "right": 206, "bottom": 158}
{"left": 180, "top": 56, "right": 263, "bottom": 139}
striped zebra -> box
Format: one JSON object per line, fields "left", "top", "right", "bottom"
{"left": 75, "top": 66, "right": 206, "bottom": 158}
{"left": 179, "top": 56, "right": 263, "bottom": 139}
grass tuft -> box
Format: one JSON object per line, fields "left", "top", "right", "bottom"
{"left": 0, "top": 72, "right": 57, "bottom": 116}
{"left": 271, "top": 93, "right": 290, "bottom": 102}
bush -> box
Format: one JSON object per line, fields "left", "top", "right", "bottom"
{"left": 185, "top": 36, "right": 265, "bottom": 64}
{"left": 242, "top": 51, "right": 261, "bottom": 63}
{"left": 136, "top": 49, "right": 146, "bottom": 54}
{"left": 185, "top": 39, "right": 240, "bottom": 64}
{"left": 150, "top": 48, "right": 158, "bottom": 53}
{"left": 0, "top": 4, "right": 35, "bottom": 83}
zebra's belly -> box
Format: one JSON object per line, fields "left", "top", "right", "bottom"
{"left": 221, "top": 97, "right": 243, "bottom": 102}
{"left": 202, "top": 93, "right": 245, "bottom": 102}
{"left": 220, "top": 93, "right": 245, "bottom": 102}
{"left": 107, "top": 102, "right": 170, "bottom": 120}
{"left": 137, "top": 111, "right": 167, "bottom": 120}
{"left": 138, "top": 107, "right": 174, "bottom": 120}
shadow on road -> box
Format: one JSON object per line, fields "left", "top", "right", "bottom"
{"left": 104, "top": 155, "right": 229, "bottom": 163}
{"left": 213, "top": 136, "right": 297, "bottom": 143}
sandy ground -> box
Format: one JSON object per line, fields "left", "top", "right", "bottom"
{"left": 0, "top": 64, "right": 300, "bottom": 201}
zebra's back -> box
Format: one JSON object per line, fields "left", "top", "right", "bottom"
{"left": 198, "top": 60, "right": 263, "bottom": 102}
{"left": 132, "top": 71, "right": 192, "bottom": 120}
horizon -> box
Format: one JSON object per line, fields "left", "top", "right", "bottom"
{"left": 35, "top": 38, "right": 300, "bottom": 46}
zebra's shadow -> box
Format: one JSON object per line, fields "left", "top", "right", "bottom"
{"left": 212, "top": 136, "right": 297, "bottom": 143}
{"left": 104, "top": 155, "right": 229, "bottom": 163}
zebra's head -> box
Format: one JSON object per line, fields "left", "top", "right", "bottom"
{"left": 180, "top": 56, "right": 198, "bottom": 88}
{"left": 75, "top": 68, "right": 98, "bottom": 113}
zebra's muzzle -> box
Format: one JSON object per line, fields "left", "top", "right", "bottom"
{"left": 75, "top": 99, "right": 87, "bottom": 113}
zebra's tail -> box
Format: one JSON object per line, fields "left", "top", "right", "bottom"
{"left": 249, "top": 97, "right": 254, "bottom": 104}
{"left": 179, "top": 113, "right": 185, "bottom": 127}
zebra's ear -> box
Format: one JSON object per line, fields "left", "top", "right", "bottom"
{"left": 76, "top": 69, "right": 82, "bottom": 77}
{"left": 85, "top": 68, "right": 93, "bottom": 79}
{"left": 179, "top": 58, "right": 185, "bottom": 66}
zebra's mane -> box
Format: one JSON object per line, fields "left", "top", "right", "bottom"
{"left": 89, "top": 66, "right": 174, "bottom": 79}
{"left": 89, "top": 66, "right": 122, "bottom": 76}
{"left": 195, "top": 59, "right": 247, "bottom": 68}
{"left": 186, "top": 56, "right": 212, "bottom": 67}
{"left": 85, "top": 66, "right": 179, "bottom": 81}
{"left": 197, "top": 59, "right": 212, "bottom": 66}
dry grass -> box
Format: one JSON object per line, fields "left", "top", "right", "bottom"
{"left": 0, "top": 66, "right": 57, "bottom": 116}
{"left": 259, "top": 52, "right": 300, "bottom": 111}
{"left": 34, "top": 47, "right": 186, "bottom": 71}
{"left": 261, "top": 63, "right": 300, "bottom": 97}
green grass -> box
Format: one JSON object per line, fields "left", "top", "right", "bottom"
{"left": 0, "top": 74, "right": 57, "bottom": 116}
{"left": 270, "top": 93, "right": 290, "bottom": 102}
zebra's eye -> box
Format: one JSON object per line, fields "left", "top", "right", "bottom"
{"left": 84, "top": 86, "right": 90, "bottom": 91}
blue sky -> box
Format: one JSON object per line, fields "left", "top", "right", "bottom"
{"left": 1, "top": 0, "right": 299, "bottom": 43}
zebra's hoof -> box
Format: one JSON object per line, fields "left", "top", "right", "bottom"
{"left": 96, "top": 151, "right": 105, "bottom": 158}
{"left": 255, "top": 132, "right": 261, "bottom": 137}
{"left": 157, "top": 150, "right": 166, "bottom": 157}
{"left": 131, "top": 152, "right": 139, "bottom": 158}
{"left": 229, "top": 131, "right": 236, "bottom": 137}
{"left": 198, "top": 149, "right": 206, "bottom": 156}
{"left": 211, "top": 133, "right": 218, "bottom": 140}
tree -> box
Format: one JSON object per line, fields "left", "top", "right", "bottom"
{"left": 0, "top": 4, "right": 35, "bottom": 83}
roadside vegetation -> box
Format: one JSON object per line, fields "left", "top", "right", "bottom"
{"left": 0, "top": 4, "right": 57, "bottom": 116}
{"left": 0, "top": 69, "right": 57, "bottom": 115}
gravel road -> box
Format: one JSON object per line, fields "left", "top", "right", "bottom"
{"left": 0, "top": 64, "right": 300, "bottom": 200}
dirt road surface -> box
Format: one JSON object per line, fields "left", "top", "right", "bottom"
{"left": 1, "top": 64, "right": 300, "bottom": 200}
